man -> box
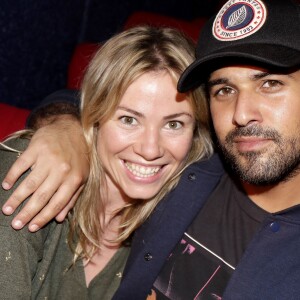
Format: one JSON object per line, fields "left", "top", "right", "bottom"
{"left": 3, "top": 0, "right": 300, "bottom": 298}
{"left": 117, "top": 0, "right": 300, "bottom": 298}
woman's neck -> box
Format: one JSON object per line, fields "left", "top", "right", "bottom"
{"left": 84, "top": 176, "right": 131, "bottom": 286}
{"left": 83, "top": 178, "right": 128, "bottom": 286}
{"left": 102, "top": 175, "right": 130, "bottom": 218}
{"left": 84, "top": 214, "right": 122, "bottom": 287}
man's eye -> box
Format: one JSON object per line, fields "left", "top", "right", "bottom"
{"left": 120, "top": 116, "right": 137, "bottom": 125}
{"left": 210, "top": 86, "right": 235, "bottom": 98}
{"left": 166, "top": 121, "right": 183, "bottom": 130}
{"left": 262, "top": 80, "right": 282, "bottom": 89}
{"left": 216, "top": 86, "right": 234, "bottom": 96}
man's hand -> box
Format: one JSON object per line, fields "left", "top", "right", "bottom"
{"left": 1, "top": 115, "right": 89, "bottom": 231}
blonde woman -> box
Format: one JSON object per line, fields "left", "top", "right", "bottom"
{"left": 0, "top": 26, "right": 213, "bottom": 299}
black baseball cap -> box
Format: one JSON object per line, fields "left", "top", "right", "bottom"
{"left": 178, "top": 0, "right": 300, "bottom": 92}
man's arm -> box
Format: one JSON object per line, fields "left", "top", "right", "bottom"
{"left": 25, "top": 89, "right": 80, "bottom": 129}
{"left": 2, "top": 89, "right": 89, "bottom": 231}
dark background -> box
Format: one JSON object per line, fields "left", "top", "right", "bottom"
{"left": 0, "top": 0, "right": 222, "bottom": 109}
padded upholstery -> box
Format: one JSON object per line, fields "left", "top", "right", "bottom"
{"left": 0, "top": 103, "right": 30, "bottom": 141}
{"left": 124, "top": 11, "right": 207, "bottom": 42}
{"left": 67, "top": 43, "right": 100, "bottom": 90}
{"left": 66, "top": 12, "right": 207, "bottom": 90}
{"left": 1, "top": 11, "right": 207, "bottom": 139}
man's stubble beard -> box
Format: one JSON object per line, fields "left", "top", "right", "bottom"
{"left": 218, "top": 125, "right": 300, "bottom": 185}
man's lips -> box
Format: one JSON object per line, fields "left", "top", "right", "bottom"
{"left": 233, "top": 137, "right": 273, "bottom": 152}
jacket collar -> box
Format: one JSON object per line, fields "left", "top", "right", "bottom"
{"left": 115, "top": 154, "right": 224, "bottom": 299}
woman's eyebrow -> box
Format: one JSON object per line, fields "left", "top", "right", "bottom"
{"left": 163, "top": 112, "right": 193, "bottom": 120}
{"left": 117, "top": 107, "right": 193, "bottom": 120}
{"left": 117, "top": 106, "right": 144, "bottom": 118}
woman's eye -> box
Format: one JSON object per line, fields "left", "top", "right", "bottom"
{"left": 166, "top": 121, "right": 183, "bottom": 130}
{"left": 120, "top": 116, "right": 137, "bottom": 125}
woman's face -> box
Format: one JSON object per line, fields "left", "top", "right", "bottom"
{"left": 96, "top": 71, "right": 195, "bottom": 203}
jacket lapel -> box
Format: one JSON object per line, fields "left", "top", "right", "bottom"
{"left": 114, "top": 154, "right": 224, "bottom": 299}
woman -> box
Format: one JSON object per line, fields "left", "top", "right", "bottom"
{"left": 0, "top": 26, "right": 213, "bottom": 299}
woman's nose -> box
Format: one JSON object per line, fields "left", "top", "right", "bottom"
{"left": 133, "top": 127, "right": 164, "bottom": 160}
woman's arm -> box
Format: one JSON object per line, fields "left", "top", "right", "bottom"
{"left": 2, "top": 90, "right": 89, "bottom": 231}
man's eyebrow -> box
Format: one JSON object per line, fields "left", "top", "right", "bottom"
{"left": 251, "top": 71, "right": 294, "bottom": 80}
{"left": 251, "top": 71, "right": 271, "bottom": 80}
{"left": 207, "top": 72, "right": 271, "bottom": 87}
{"left": 206, "top": 70, "right": 295, "bottom": 91}
{"left": 206, "top": 78, "right": 228, "bottom": 89}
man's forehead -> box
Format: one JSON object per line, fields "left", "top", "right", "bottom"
{"left": 208, "top": 65, "right": 268, "bottom": 82}
{"left": 207, "top": 66, "right": 300, "bottom": 88}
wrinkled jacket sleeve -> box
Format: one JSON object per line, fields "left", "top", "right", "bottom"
{"left": 26, "top": 89, "right": 80, "bottom": 128}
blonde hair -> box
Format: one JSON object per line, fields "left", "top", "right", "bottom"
{"left": 71, "top": 26, "right": 213, "bottom": 259}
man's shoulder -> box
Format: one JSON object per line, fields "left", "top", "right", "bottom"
{"left": 161, "top": 153, "right": 225, "bottom": 212}
{"left": 161, "top": 153, "right": 225, "bottom": 208}
{"left": 187, "top": 153, "right": 225, "bottom": 176}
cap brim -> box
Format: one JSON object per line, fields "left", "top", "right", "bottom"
{"left": 178, "top": 44, "right": 300, "bottom": 93}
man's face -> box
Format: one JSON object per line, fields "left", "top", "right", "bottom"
{"left": 208, "top": 65, "right": 300, "bottom": 185}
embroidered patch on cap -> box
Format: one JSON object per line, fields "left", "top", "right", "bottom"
{"left": 213, "top": 0, "right": 267, "bottom": 41}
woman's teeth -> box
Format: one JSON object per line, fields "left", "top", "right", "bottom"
{"left": 125, "top": 162, "right": 161, "bottom": 178}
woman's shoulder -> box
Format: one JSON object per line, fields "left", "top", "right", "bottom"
{"left": 0, "top": 136, "right": 29, "bottom": 178}
{"left": 0, "top": 137, "right": 30, "bottom": 212}
{"left": 0, "top": 136, "right": 29, "bottom": 153}
{"left": 0, "top": 136, "right": 55, "bottom": 240}
{"left": 0, "top": 137, "right": 71, "bottom": 298}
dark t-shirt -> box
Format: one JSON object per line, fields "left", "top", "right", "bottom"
{"left": 151, "top": 173, "right": 269, "bottom": 299}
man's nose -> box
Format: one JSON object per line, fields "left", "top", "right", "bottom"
{"left": 232, "top": 91, "right": 263, "bottom": 127}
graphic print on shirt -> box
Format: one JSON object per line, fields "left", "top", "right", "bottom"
{"left": 147, "top": 173, "right": 268, "bottom": 300}
{"left": 150, "top": 234, "right": 235, "bottom": 300}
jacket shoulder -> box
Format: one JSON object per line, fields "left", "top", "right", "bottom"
{"left": 192, "top": 153, "right": 225, "bottom": 175}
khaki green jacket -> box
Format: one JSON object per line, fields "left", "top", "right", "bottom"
{"left": 0, "top": 138, "right": 129, "bottom": 300}
{"left": 0, "top": 138, "right": 69, "bottom": 299}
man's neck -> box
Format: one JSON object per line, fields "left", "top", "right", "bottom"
{"left": 242, "top": 174, "right": 300, "bottom": 213}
